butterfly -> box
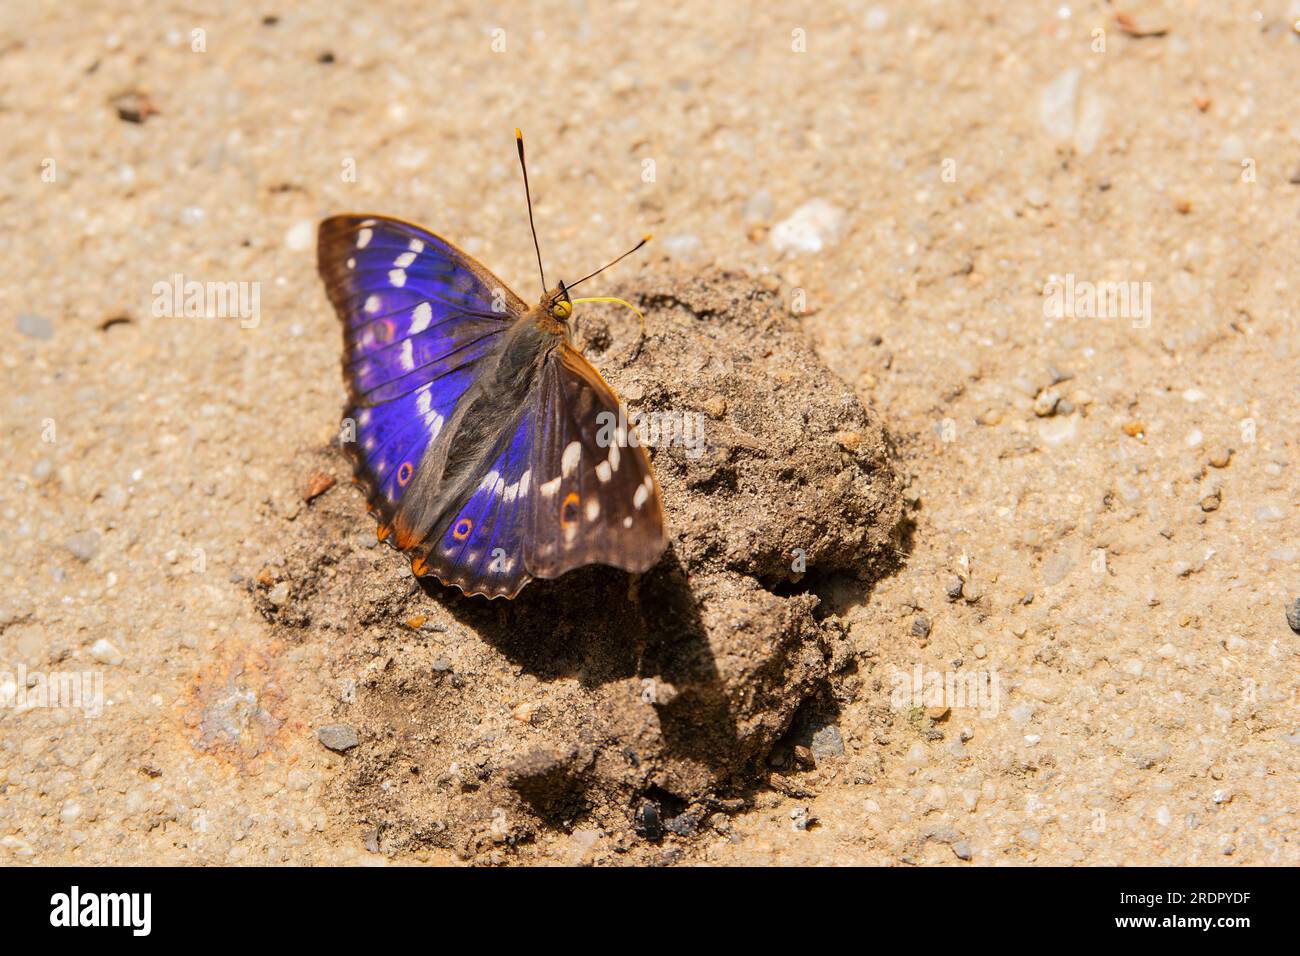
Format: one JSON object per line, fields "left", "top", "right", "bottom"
{"left": 316, "top": 130, "right": 667, "bottom": 599}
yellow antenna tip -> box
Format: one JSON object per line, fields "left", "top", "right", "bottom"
{"left": 515, "top": 127, "right": 523, "bottom": 140}
{"left": 643, "top": 233, "right": 653, "bottom": 243}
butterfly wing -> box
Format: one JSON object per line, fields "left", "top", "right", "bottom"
{"left": 406, "top": 401, "right": 540, "bottom": 598}
{"left": 524, "top": 342, "right": 667, "bottom": 580}
{"left": 317, "top": 214, "right": 527, "bottom": 543}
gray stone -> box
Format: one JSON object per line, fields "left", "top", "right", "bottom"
{"left": 65, "top": 531, "right": 101, "bottom": 562}
{"left": 317, "top": 724, "right": 359, "bottom": 752}
{"left": 16, "top": 313, "right": 52, "bottom": 340}
{"left": 810, "top": 724, "right": 845, "bottom": 762}
{"left": 1286, "top": 598, "right": 1300, "bottom": 635}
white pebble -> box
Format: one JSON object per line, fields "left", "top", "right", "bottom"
{"left": 90, "top": 639, "right": 123, "bottom": 666}
{"left": 770, "top": 199, "right": 846, "bottom": 253}
{"left": 285, "top": 219, "right": 314, "bottom": 252}
{"left": 1040, "top": 68, "right": 1081, "bottom": 140}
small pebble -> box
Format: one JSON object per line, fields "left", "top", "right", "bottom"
{"left": 89, "top": 638, "right": 124, "bottom": 666}
{"left": 810, "top": 724, "right": 845, "bottom": 762}
{"left": 770, "top": 199, "right": 846, "bottom": 253}
{"left": 284, "top": 219, "right": 314, "bottom": 252}
{"left": 1285, "top": 598, "right": 1300, "bottom": 634}
{"left": 944, "top": 576, "right": 964, "bottom": 602}
{"left": 267, "top": 582, "right": 290, "bottom": 607}
{"left": 1208, "top": 446, "right": 1233, "bottom": 468}
{"left": 910, "top": 615, "right": 932, "bottom": 639}
{"left": 17, "top": 313, "right": 53, "bottom": 340}
{"left": 662, "top": 234, "right": 701, "bottom": 258}
{"left": 1033, "top": 389, "right": 1061, "bottom": 417}
{"left": 1039, "top": 67, "right": 1080, "bottom": 140}
{"left": 317, "top": 724, "right": 360, "bottom": 752}
{"left": 65, "top": 531, "right": 101, "bottom": 562}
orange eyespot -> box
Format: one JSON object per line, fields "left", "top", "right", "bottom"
{"left": 376, "top": 523, "right": 391, "bottom": 542}
{"left": 396, "top": 461, "right": 413, "bottom": 486}
{"left": 453, "top": 518, "right": 473, "bottom": 540}
{"left": 411, "top": 556, "right": 429, "bottom": 577}
{"left": 375, "top": 319, "right": 395, "bottom": 343}
{"left": 560, "top": 492, "right": 581, "bottom": 528}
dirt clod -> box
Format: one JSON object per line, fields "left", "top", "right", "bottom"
{"left": 254, "top": 270, "right": 903, "bottom": 861}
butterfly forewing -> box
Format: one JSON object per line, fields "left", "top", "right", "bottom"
{"left": 524, "top": 343, "right": 667, "bottom": 580}
{"left": 317, "top": 215, "right": 524, "bottom": 538}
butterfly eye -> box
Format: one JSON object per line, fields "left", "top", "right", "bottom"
{"left": 551, "top": 300, "right": 572, "bottom": 320}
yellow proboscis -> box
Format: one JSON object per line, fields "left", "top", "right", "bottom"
{"left": 571, "top": 296, "right": 645, "bottom": 324}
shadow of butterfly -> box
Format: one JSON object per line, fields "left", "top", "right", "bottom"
{"left": 316, "top": 131, "right": 666, "bottom": 599}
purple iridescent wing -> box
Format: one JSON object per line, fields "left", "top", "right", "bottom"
{"left": 409, "top": 402, "right": 539, "bottom": 598}
{"left": 317, "top": 214, "right": 526, "bottom": 556}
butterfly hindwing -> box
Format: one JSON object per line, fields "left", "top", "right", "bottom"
{"left": 409, "top": 404, "right": 538, "bottom": 598}
{"left": 524, "top": 343, "right": 667, "bottom": 580}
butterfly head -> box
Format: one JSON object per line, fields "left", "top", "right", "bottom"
{"left": 546, "top": 282, "right": 574, "bottom": 322}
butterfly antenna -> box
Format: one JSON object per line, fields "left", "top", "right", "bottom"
{"left": 565, "top": 234, "right": 653, "bottom": 291}
{"left": 515, "top": 128, "right": 547, "bottom": 295}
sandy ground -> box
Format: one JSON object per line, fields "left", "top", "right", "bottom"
{"left": 2, "top": 0, "right": 1298, "bottom": 865}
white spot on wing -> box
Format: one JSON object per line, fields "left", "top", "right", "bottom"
{"left": 357, "top": 228, "right": 373, "bottom": 248}
{"left": 595, "top": 461, "right": 612, "bottom": 483}
{"left": 394, "top": 251, "right": 416, "bottom": 268}
{"left": 389, "top": 268, "right": 407, "bottom": 288}
{"left": 541, "top": 476, "right": 562, "bottom": 497}
{"left": 400, "top": 339, "right": 414, "bottom": 370}
{"left": 410, "top": 301, "right": 432, "bottom": 334}
{"left": 608, "top": 442, "right": 620, "bottom": 472}
{"left": 633, "top": 483, "right": 649, "bottom": 509}
{"left": 409, "top": 239, "right": 425, "bottom": 253}
{"left": 519, "top": 470, "right": 531, "bottom": 496}
{"left": 364, "top": 295, "right": 381, "bottom": 314}
{"left": 561, "top": 441, "right": 581, "bottom": 477}
{"left": 585, "top": 499, "right": 600, "bottom": 522}
{"left": 623, "top": 516, "right": 633, "bottom": 528}
{"left": 416, "top": 386, "right": 431, "bottom": 415}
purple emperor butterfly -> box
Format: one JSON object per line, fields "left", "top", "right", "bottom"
{"left": 317, "top": 130, "right": 666, "bottom": 599}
